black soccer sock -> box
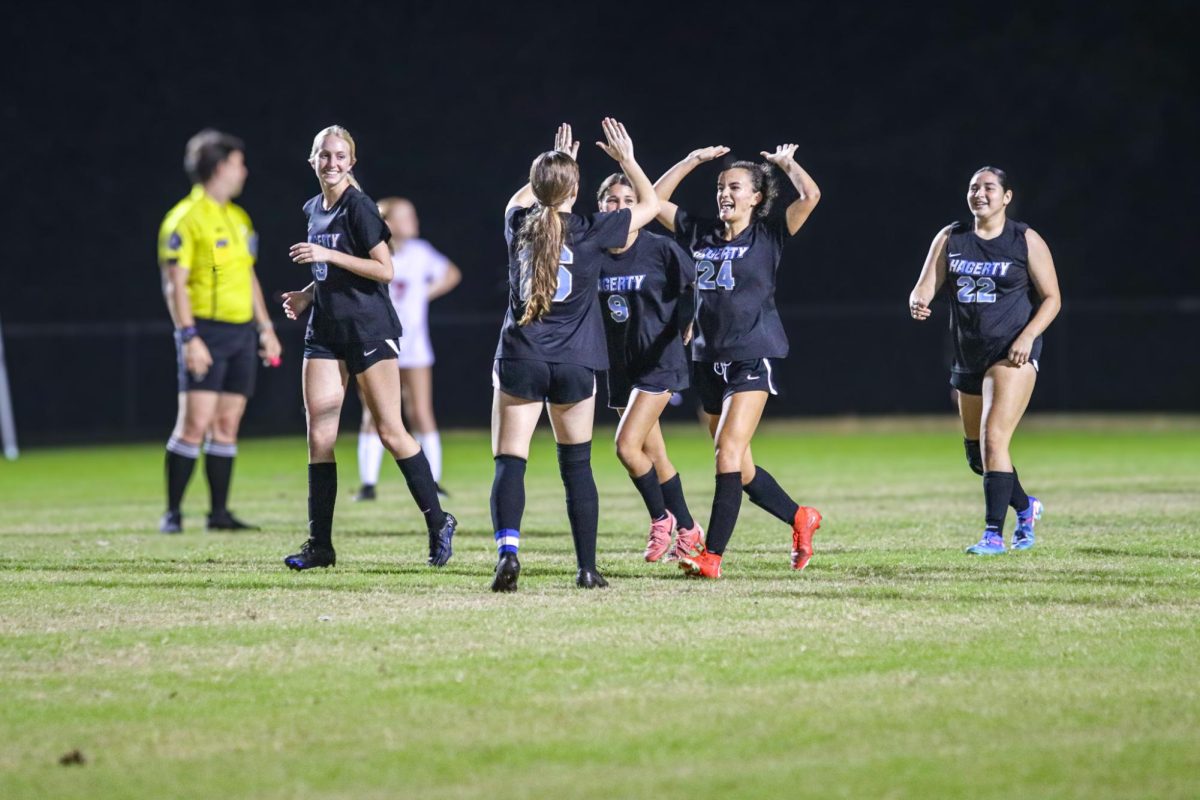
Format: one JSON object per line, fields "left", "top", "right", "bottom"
{"left": 203, "top": 440, "right": 237, "bottom": 515}
{"left": 491, "top": 455, "right": 528, "bottom": 534}
{"left": 396, "top": 451, "right": 447, "bottom": 532}
{"left": 558, "top": 441, "right": 599, "bottom": 571}
{"left": 983, "top": 471, "right": 1015, "bottom": 535}
{"left": 964, "top": 438, "right": 984, "bottom": 476}
{"left": 705, "top": 472, "right": 744, "bottom": 556}
{"left": 632, "top": 467, "right": 668, "bottom": 521}
{"left": 743, "top": 467, "right": 801, "bottom": 526}
{"left": 165, "top": 436, "right": 200, "bottom": 512}
{"left": 1010, "top": 468, "right": 1031, "bottom": 514}
{"left": 308, "top": 462, "right": 338, "bottom": 547}
{"left": 659, "top": 472, "right": 695, "bottom": 530}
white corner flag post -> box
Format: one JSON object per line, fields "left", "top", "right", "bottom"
{"left": 0, "top": 312, "right": 18, "bottom": 460}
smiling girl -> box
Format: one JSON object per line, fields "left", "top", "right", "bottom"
{"left": 279, "top": 125, "right": 456, "bottom": 571}
{"left": 654, "top": 144, "right": 822, "bottom": 579}
{"left": 909, "top": 166, "right": 1062, "bottom": 555}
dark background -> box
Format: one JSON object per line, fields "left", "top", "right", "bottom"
{"left": 5, "top": 0, "right": 1198, "bottom": 444}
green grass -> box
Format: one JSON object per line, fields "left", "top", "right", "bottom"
{"left": 1, "top": 416, "right": 1198, "bottom": 799}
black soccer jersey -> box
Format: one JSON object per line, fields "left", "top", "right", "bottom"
{"left": 303, "top": 186, "right": 402, "bottom": 344}
{"left": 944, "top": 218, "right": 1041, "bottom": 373}
{"left": 598, "top": 230, "right": 695, "bottom": 390}
{"left": 494, "top": 206, "right": 632, "bottom": 370}
{"left": 673, "top": 209, "right": 790, "bottom": 362}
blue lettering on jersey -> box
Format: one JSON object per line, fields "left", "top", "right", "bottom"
{"left": 948, "top": 258, "right": 1011, "bottom": 278}
{"left": 598, "top": 274, "right": 646, "bottom": 292}
{"left": 692, "top": 245, "right": 749, "bottom": 261}
{"left": 310, "top": 233, "right": 342, "bottom": 249}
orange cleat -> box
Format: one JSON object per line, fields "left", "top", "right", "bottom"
{"left": 678, "top": 548, "right": 723, "bottom": 579}
{"left": 791, "top": 506, "right": 822, "bottom": 571}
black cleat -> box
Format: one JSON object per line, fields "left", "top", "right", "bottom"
{"left": 490, "top": 553, "right": 520, "bottom": 592}
{"left": 159, "top": 510, "right": 183, "bottom": 534}
{"left": 353, "top": 484, "right": 376, "bottom": 502}
{"left": 427, "top": 512, "right": 457, "bottom": 567}
{"left": 576, "top": 568, "right": 609, "bottom": 589}
{"left": 206, "top": 511, "right": 260, "bottom": 531}
{"left": 435, "top": 483, "right": 450, "bottom": 500}
{"left": 284, "top": 540, "right": 336, "bottom": 571}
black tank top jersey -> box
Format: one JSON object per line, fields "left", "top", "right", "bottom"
{"left": 598, "top": 230, "right": 695, "bottom": 389}
{"left": 673, "top": 208, "right": 790, "bottom": 362}
{"left": 302, "top": 186, "right": 402, "bottom": 344}
{"left": 495, "top": 206, "right": 632, "bottom": 370}
{"left": 944, "top": 218, "right": 1041, "bottom": 373}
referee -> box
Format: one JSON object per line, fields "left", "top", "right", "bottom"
{"left": 156, "top": 129, "right": 281, "bottom": 533}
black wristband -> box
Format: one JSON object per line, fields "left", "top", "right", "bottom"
{"left": 179, "top": 325, "right": 198, "bottom": 343}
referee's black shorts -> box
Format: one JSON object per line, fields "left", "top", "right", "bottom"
{"left": 176, "top": 320, "right": 258, "bottom": 396}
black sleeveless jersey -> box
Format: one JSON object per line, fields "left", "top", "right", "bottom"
{"left": 302, "top": 186, "right": 402, "bottom": 344}
{"left": 494, "top": 206, "right": 632, "bottom": 370}
{"left": 944, "top": 218, "right": 1041, "bottom": 372}
{"left": 673, "top": 208, "right": 790, "bottom": 362}
{"left": 597, "top": 230, "right": 695, "bottom": 390}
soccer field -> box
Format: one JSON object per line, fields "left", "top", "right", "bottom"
{"left": 1, "top": 417, "right": 1198, "bottom": 799}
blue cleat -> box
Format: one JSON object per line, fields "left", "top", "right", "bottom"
{"left": 965, "top": 531, "right": 1006, "bottom": 555}
{"left": 1012, "top": 496, "right": 1043, "bottom": 551}
{"left": 427, "top": 512, "right": 457, "bottom": 567}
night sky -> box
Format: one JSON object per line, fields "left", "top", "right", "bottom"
{"left": 5, "top": 1, "right": 1198, "bottom": 435}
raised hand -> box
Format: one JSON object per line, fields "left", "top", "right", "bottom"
{"left": 688, "top": 145, "right": 731, "bottom": 163}
{"left": 760, "top": 143, "right": 799, "bottom": 167}
{"left": 553, "top": 122, "right": 580, "bottom": 160}
{"left": 596, "top": 117, "right": 636, "bottom": 164}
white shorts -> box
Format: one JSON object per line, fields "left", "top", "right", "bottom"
{"left": 396, "top": 327, "right": 434, "bottom": 369}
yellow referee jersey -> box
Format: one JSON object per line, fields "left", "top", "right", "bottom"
{"left": 157, "top": 185, "right": 257, "bottom": 323}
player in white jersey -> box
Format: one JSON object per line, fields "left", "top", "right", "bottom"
{"left": 355, "top": 198, "right": 461, "bottom": 500}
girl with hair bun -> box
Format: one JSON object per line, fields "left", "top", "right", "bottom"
{"left": 654, "top": 143, "right": 823, "bottom": 579}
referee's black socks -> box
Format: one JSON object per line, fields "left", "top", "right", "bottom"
{"left": 165, "top": 436, "right": 200, "bottom": 513}
{"left": 705, "top": 472, "right": 744, "bottom": 556}
{"left": 308, "top": 462, "right": 337, "bottom": 547}
{"left": 396, "top": 451, "right": 447, "bottom": 532}
{"left": 743, "top": 467, "right": 800, "bottom": 526}
{"left": 204, "top": 440, "right": 237, "bottom": 515}
{"left": 558, "top": 441, "right": 599, "bottom": 571}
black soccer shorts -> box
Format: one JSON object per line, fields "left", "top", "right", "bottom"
{"left": 493, "top": 359, "right": 596, "bottom": 404}
{"left": 692, "top": 358, "right": 778, "bottom": 415}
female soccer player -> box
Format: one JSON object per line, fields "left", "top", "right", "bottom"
{"left": 354, "top": 197, "right": 461, "bottom": 502}
{"left": 909, "top": 166, "right": 1061, "bottom": 554}
{"left": 655, "top": 144, "right": 822, "bottom": 579}
{"left": 278, "top": 125, "right": 457, "bottom": 571}
{"left": 595, "top": 173, "right": 703, "bottom": 562}
{"left": 489, "top": 119, "right": 659, "bottom": 592}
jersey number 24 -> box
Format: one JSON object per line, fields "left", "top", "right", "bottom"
{"left": 696, "top": 259, "right": 735, "bottom": 291}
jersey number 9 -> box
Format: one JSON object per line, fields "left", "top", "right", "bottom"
{"left": 697, "top": 259, "right": 735, "bottom": 291}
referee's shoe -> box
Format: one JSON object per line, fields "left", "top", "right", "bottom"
{"left": 206, "top": 510, "right": 260, "bottom": 531}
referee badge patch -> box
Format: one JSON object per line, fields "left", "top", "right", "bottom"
{"left": 168, "top": 232, "right": 182, "bottom": 249}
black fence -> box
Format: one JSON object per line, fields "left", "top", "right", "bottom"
{"left": 4, "top": 298, "right": 1198, "bottom": 446}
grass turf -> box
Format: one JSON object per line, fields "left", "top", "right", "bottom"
{"left": 1, "top": 416, "right": 1198, "bottom": 799}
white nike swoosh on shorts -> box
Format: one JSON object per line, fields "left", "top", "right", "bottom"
{"left": 363, "top": 348, "right": 378, "bottom": 357}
